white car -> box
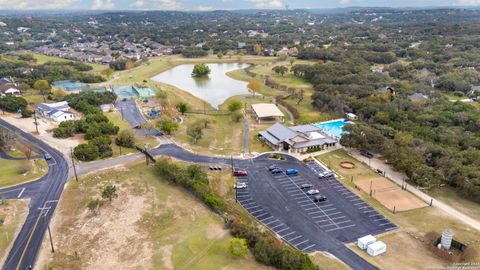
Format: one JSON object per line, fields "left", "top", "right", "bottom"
{"left": 234, "top": 182, "right": 247, "bottom": 189}
{"left": 306, "top": 189, "right": 320, "bottom": 195}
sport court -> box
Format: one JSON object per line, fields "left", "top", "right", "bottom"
{"left": 356, "top": 177, "right": 427, "bottom": 212}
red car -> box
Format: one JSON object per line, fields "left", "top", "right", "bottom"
{"left": 233, "top": 170, "right": 248, "bottom": 177}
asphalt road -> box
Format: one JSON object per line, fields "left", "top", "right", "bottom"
{"left": 114, "top": 99, "right": 162, "bottom": 136}
{"left": 0, "top": 119, "right": 69, "bottom": 270}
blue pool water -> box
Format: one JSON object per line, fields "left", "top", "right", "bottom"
{"left": 315, "top": 120, "right": 349, "bottom": 138}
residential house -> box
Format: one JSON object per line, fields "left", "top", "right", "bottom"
{"left": 0, "top": 85, "right": 21, "bottom": 96}
{"left": 258, "top": 123, "right": 337, "bottom": 154}
{"left": 37, "top": 101, "right": 75, "bottom": 123}
{"left": 408, "top": 93, "right": 429, "bottom": 102}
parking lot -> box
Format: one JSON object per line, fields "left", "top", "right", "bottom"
{"left": 235, "top": 155, "right": 396, "bottom": 270}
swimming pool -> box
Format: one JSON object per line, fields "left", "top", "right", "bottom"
{"left": 315, "top": 119, "right": 349, "bottom": 138}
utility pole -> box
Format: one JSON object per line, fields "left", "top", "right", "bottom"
{"left": 230, "top": 155, "right": 234, "bottom": 173}
{"left": 121, "top": 105, "right": 124, "bottom": 120}
{"left": 144, "top": 143, "right": 149, "bottom": 166}
{"left": 119, "top": 145, "right": 122, "bottom": 155}
{"left": 70, "top": 147, "right": 78, "bottom": 182}
{"left": 33, "top": 111, "right": 39, "bottom": 134}
{"left": 44, "top": 214, "right": 54, "bottom": 253}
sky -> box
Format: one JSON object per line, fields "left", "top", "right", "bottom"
{"left": 1, "top": 0, "right": 480, "bottom": 10}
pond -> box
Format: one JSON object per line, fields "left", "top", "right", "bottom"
{"left": 151, "top": 63, "right": 250, "bottom": 108}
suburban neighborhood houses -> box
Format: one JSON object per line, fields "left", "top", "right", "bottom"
{"left": 1, "top": 6, "right": 480, "bottom": 270}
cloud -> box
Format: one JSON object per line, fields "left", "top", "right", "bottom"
{"left": 0, "top": 0, "right": 76, "bottom": 9}
{"left": 91, "top": 0, "right": 115, "bottom": 9}
{"left": 246, "top": 0, "right": 284, "bottom": 8}
{"left": 131, "top": 0, "right": 182, "bottom": 9}
{"left": 339, "top": 0, "right": 351, "bottom": 4}
{"left": 198, "top": 5, "right": 214, "bottom": 11}
{"left": 454, "top": 0, "right": 480, "bottom": 5}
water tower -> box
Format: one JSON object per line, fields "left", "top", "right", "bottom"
{"left": 441, "top": 229, "right": 454, "bottom": 250}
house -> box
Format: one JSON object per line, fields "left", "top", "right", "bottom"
{"left": 100, "top": 104, "right": 113, "bottom": 112}
{"left": 0, "top": 85, "right": 21, "bottom": 96}
{"left": 37, "top": 101, "right": 75, "bottom": 123}
{"left": 251, "top": 103, "right": 284, "bottom": 123}
{"left": 258, "top": 123, "right": 337, "bottom": 154}
{"left": 238, "top": 42, "right": 247, "bottom": 49}
{"left": 408, "top": 93, "right": 429, "bottom": 102}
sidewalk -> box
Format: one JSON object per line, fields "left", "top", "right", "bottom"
{"left": 346, "top": 148, "right": 480, "bottom": 232}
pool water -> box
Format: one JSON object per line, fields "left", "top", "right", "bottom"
{"left": 315, "top": 120, "right": 349, "bottom": 138}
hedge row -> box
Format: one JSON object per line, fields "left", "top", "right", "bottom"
{"left": 275, "top": 96, "right": 300, "bottom": 120}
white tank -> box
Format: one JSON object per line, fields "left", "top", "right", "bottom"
{"left": 441, "top": 229, "right": 454, "bottom": 250}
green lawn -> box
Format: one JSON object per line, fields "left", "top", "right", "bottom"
{"left": 30, "top": 53, "right": 107, "bottom": 74}
{"left": 426, "top": 187, "right": 480, "bottom": 223}
{"left": 0, "top": 158, "right": 48, "bottom": 188}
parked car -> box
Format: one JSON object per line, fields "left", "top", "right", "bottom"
{"left": 271, "top": 168, "right": 283, "bottom": 174}
{"left": 233, "top": 170, "right": 247, "bottom": 177}
{"left": 307, "top": 189, "right": 320, "bottom": 195}
{"left": 268, "top": 164, "right": 279, "bottom": 171}
{"left": 285, "top": 169, "right": 298, "bottom": 175}
{"left": 300, "top": 184, "right": 313, "bottom": 189}
{"left": 44, "top": 153, "right": 52, "bottom": 160}
{"left": 360, "top": 150, "right": 374, "bottom": 159}
{"left": 319, "top": 172, "right": 334, "bottom": 179}
{"left": 234, "top": 182, "right": 247, "bottom": 189}
{"left": 313, "top": 195, "right": 327, "bottom": 202}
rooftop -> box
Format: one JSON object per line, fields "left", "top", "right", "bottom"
{"left": 251, "top": 103, "right": 284, "bottom": 118}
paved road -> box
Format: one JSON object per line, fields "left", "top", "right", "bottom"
{"left": 348, "top": 148, "right": 480, "bottom": 232}
{"left": 114, "top": 99, "right": 162, "bottom": 137}
{"left": 0, "top": 119, "right": 69, "bottom": 270}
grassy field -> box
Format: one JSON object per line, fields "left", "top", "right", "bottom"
{"left": 30, "top": 53, "right": 107, "bottom": 74}
{"left": 316, "top": 149, "right": 480, "bottom": 269}
{"left": 0, "top": 200, "right": 28, "bottom": 265}
{"left": 173, "top": 113, "right": 244, "bottom": 156}
{"left": 0, "top": 158, "right": 48, "bottom": 188}
{"left": 37, "top": 162, "right": 271, "bottom": 270}
{"left": 426, "top": 187, "right": 480, "bottom": 223}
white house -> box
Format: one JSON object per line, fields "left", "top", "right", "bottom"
{"left": 37, "top": 101, "right": 75, "bottom": 123}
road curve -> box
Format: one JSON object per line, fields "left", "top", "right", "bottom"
{"left": 0, "top": 119, "right": 69, "bottom": 270}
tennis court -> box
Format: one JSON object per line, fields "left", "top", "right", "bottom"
{"left": 113, "top": 85, "right": 156, "bottom": 99}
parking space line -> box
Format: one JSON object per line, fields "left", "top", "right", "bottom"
{"left": 261, "top": 216, "right": 275, "bottom": 222}
{"left": 281, "top": 231, "right": 296, "bottom": 237}
{"left": 242, "top": 202, "right": 256, "bottom": 207}
{"left": 320, "top": 223, "right": 336, "bottom": 228}
{"left": 245, "top": 205, "right": 262, "bottom": 211}
{"left": 288, "top": 235, "right": 302, "bottom": 242}
{"left": 373, "top": 217, "right": 386, "bottom": 221}
{"left": 276, "top": 227, "right": 290, "bottom": 234}
{"left": 364, "top": 210, "right": 376, "bottom": 213}
{"left": 256, "top": 213, "right": 270, "bottom": 219}
{"left": 271, "top": 223, "right": 285, "bottom": 230}
{"left": 358, "top": 206, "right": 369, "bottom": 209}
{"left": 379, "top": 222, "right": 392, "bottom": 226}
{"left": 250, "top": 209, "right": 265, "bottom": 215}
{"left": 304, "top": 206, "right": 319, "bottom": 211}
{"left": 297, "top": 199, "right": 312, "bottom": 203}
{"left": 325, "top": 224, "right": 356, "bottom": 232}
{"left": 350, "top": 198, "right": 362, "bottom": 202}
{"left": 369, "top": 213, "right": 381, "bottom": 217}
{"left": 322, "top": 208, "right": 337, "bottom": 212}
{"left": 294, "top": 239, "right": 309, "bottom": 247}
{"left": 354, "top": 202, "right": 364, "bottom": 205}
{"left": 301, "top": 244, "right": 316, "bottom": 252}
{"left": 311, "top": 214, "right": 326, "bottom": 219}
{"left": 308, "top": 210, "right": 324, "bottom": 215}
{"left": 331, "top": 216, "right": 346, "bottom": 220}
{"left": 265, "top": 219, "right": 280, "bottom": 226}
{"left": 327, "top": 211, "right": 342, "bottom": 216}
{"left": 334, "top": 220, "right": 352, "bottom": 225}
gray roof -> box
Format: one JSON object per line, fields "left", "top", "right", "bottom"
{"left": 260, "top": 123, "right": 337, "bottom": 149}
{"left": 408, "top": 93, "right": 428, "bottom": 101}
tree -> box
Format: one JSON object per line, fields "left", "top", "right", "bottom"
{"left": 192, "top": 64, "right": 211, "bottom": 77}
{"left": 89, "top": 136, "right": 112, "bottom": 158}
{"left": 74, "top": 143, "right": 100, "bottom": 161}
{"left": 176, "top": 102, "right": 189, "bottom": 115}
{"left": 247, "top": 79, "right": 262, "bottom": 96}
{"left": 33, "top": 80, "right": 50, "bottom": 102}
{"left": 0, "top": 96, "right": 27, "bottom": 112}
{"left": 115, "top": 129, "right": 136, "bottom": 148}
{"left": 101, "top": 68, "right": 114, "bottom": 78}
{"left": 253, "top": 44, "right": 263, "bottom": 55}
{"left": 217, "top": 52, "right": 224, "bottom": 59}
{"left": 156, "top": 91, "right": 168, "bottom": 106}
{"left": 231, "top": 111, "right": 243, "bottom": 122}
{"left": 101, "top": 185, "right": 118, "bottom": 202}
{"left": 272, "top": 66, "right": 288, "bottom": 76}
{"left": 229, "top": 238, "right": 248, "bottom": 257}
{"left": 87, "top": 198, "right": 104, "bottom": 215}
{"left": 187, "top": 122, "right": 204, "bottom": 143}
{"left": 289, "top": 57, "right": 296, "bottom": 66}
{"left": 17, "top": 144, "right": 33, "bottom": 160}
{"left": 156, "top": 116, "right": 179, "bottom": 135}
{"left": 227, "top": 100, "right": 243, "bottom": 112}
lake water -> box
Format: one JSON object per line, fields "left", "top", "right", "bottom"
{"left": 151, "top": 63, "right": 250, "bottom": 108}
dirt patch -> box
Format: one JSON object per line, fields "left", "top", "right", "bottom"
{"left": 0, "top": 200, "right": 28, "bottom": 266}
{"left": 340, "top": 161, "right": 355, "bottom": 169}
{"left": 159, "top": 245, "right": 173, "bottom": 269}
{"left": 356, "top": 177, "right": 427, "bottom": 212}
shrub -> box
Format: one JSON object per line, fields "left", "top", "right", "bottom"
{"left": 21, "top": 108, "right": 33, "bottom": 118}
{"left": 228, "top": 100, "right": 243, "bottom": 112}
{"left": 0, "top": 96, "right": 27, "bottom": 112}
{"left": 88, "top": 136, "right": 112, "bottom": 158}
{"left": 156, "top": 116, "right": 179, "bottom": 135}
{"left": 229, "top": 238, "right": 248, "bottom": 257}
{"left": 74, "top": 143, "right": 100, "bottom": 161}
{"left": 231, "top": 111, "right": 244, "bottom": 122}
{"left": 115, "top": 129, "right": 136, "bottom": 148}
